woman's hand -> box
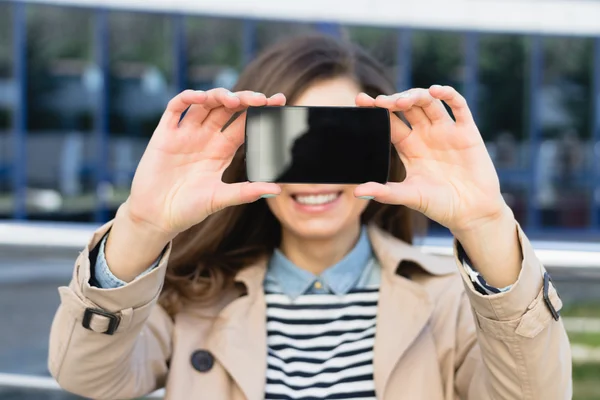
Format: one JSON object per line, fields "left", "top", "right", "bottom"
{"left": 105, "top": 89, "right": 285, "bottom": 281}
{"left": 354, "top": 86, "right": 521, "bottom": 287}
{"left": 354, "top": 85, "right": 507, "bottom": 236}
{"left": 125, "top": 88, "right": 285, "bottom": 239}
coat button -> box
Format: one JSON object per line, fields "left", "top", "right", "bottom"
{"left": 191, "top": 350, "right": 214, "bottom": 373}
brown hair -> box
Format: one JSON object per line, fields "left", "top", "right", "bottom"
{"left": 159, "top": 34, "right": 425, "bottom": 315}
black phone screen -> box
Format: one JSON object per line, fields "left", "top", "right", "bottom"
{"left": 244, "top": 106, "right": 390, "bottom": 184}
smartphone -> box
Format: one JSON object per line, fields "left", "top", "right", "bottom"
{"left": 244, "top": 106, "right": 390, "bottom": 184}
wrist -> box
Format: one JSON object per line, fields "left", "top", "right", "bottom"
{"left": 451, "top": 204, "right": 521, "bottom": 288}
{"left": 450, "top": 201, "right": 514, "bottom": 242}
{"left": 104, "top": 203, "right": 173, "bottom": 283}
{"left": 117, "top": 200, "right": 177, "bottom": 245}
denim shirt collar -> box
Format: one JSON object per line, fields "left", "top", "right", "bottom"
{"left": 264, "top": 226, "right": 372, "bottom": 299}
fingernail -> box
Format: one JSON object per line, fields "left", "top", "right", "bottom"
{"left": 226, "top": 91, "right": 237, "bottom": 97}
{"left": 430, "top": 84, "right": 442, "bottom": 89}
{"left": 358, "top": 196, "right": 375, "bottom": 200}
{"left": 397, "top": 91, "right": 411, "bottom": 98}
{"left": 195, "top": 90, "right": 205, "bottom": 94}
{"left": 253, "top": 92, "right": 263, "bottom": 96}
{"left": 261, "top": 194, "right": 277, "bottom": 198}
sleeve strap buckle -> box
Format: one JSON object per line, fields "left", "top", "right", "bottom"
{"left": 82, "top": 307, "right": 121, "bottom": 335}
{"left": 543, "top": 272, "right": 560, "bottom": 321}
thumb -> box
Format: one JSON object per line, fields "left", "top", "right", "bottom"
{"left": 354, "top": 181, "right": 423, "bottom": 209}
{"left": 212, "top": 181, "right": 282, "bottom": 210}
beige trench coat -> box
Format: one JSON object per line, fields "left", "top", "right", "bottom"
{"left": 48, "top": 221, "right": 571, "bottom": 400}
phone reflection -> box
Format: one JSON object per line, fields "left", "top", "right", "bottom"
{"left": 246, "top": 107, "right": 390, "bottom": 184}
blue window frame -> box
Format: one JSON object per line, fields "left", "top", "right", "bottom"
{"left": 12, "top": 1, "right": 27, "bottom": 220}
{"left": 5, "top": 1, "right": 600, "bottom": 237}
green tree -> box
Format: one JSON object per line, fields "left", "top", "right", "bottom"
{"left": 25, "top": 4, "right": 93, "bottom": 131}
{"left": 542, "top": 37, "right": 593, "bottom": 139}
{"left": 478, "top": 35, "right": 527, "bottom": 141}
{"left": 186, "top": 17, "right": 243, "bottom": 68}
{"left": 411, "top": 31, "right": 462, "bottom": 90}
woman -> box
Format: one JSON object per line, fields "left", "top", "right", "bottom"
{"left": 49, "top": 35, "right": 571, "bottom": 400}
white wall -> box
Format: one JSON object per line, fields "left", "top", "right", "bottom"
{"left": 22, "top": 0, "right": 600, "bottom": 36}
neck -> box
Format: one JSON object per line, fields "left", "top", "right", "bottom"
{"left": 279, "top": 223, "right": 362, "bottom": 275}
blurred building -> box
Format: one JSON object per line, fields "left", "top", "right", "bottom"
{"left": 0, "top": 0, "right": 599, "bottom": 237}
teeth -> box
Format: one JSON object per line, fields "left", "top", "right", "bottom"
{"left": 295, "top": 193, "right": 339, "bottom": 205}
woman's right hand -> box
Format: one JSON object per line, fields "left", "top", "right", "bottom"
{"left": 105, "top": 89, "right": 285, "bottom": 281}
{"left": 125, "top": 88, "right": 284, "bottom": 238}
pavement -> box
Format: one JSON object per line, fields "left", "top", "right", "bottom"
{"left": 0, "top": 248, "right": 84, "bottom": 399}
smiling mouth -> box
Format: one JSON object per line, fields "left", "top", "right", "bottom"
{"left": 292, "top": 192, "right": 343, "bottom": 206}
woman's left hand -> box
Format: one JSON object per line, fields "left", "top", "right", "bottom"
{"left": 354, "top": 85, "right": 510, "bottom": 237}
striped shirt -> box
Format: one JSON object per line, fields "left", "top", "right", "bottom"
{"left": 265, "top": 288, "right": 379, "bottom": 400}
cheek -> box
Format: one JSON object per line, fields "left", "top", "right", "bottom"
{"left": 265, "top": 196, "right": 285, "bottom": 220}
{"left": 347, "top": 190, "right": 370, "bottom": 216}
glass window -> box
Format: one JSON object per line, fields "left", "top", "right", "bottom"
{"left": 411, "top": 31, "right": 463, "bottom": 90}
{"left": 345, "top": 25, "right": 398, "bottom": 89}
{"left": 478, "top": 34, "right": 529, "bottom": 226}
{"left": 186, "top": 17, "right": 244, "bottom": 90}
{"left": 25, "top": 4, "right": 96, "bottom": 221}
{"left": 107, "top": 11, "right": 175, "bottom": 218}
{"left": 411, "top": 31, "right": 463, "bottom": 233}
{"left": 109, "top": 11, "right": 174, "bottom": 135}
{"left": 0, "top": 2, "right": 13, "bottom": 218}
{"left": 255, "top": 20, "right": 317, "bottom": 54}
{"left": 539, "top": 37, "right": 594, "bottom": 229}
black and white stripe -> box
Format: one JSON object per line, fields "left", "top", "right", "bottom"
{"left": 265, "top": 288, "right": 379, "bottom": 400}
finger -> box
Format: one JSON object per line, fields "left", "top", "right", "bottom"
{"left": 376, "top": 91, "right": 430, "bottom": 128}
{"left": 204, "top": 90, "right": 271, "bottom": 134}
{"left": 354, "top": 181, "right": 423, "bottom": 210}
{"left": 411, "top": 87, "right": 453, "bottom": 124}
{"left": 387, "top": 114, "right": 413, "bottom": 152}
{"left": 266, "top": 92, "right": 287, "bottom": 106}
{"left": 180, "top": 88, "right": 241, "bottom": 130}
{"left": 235, "top": 90, "right": 270, "bottom": 110}
{"left": 159, "top": 90, "right": 208, "bottom": 128}
{"left": 355, "top": 92, "right": 413, "bottom": 150}
{"left": 179, "top": 88, "right": 240, "bottom": 128}
{"left": 212, "top": 181, "right": 282, "bottom": 211}
{"left": 223, "top": 93, "right": 287, "bottom": 137}
{"left": 219, "top": 91, "right": 271, "bottom": 134}
{"left": 180, "top": 88, "right": 240, "bottom": 129}
{"left": 355, "top": 92, "right": 376, "bottom": 107}
{"left": 429, "top": 85, "right": 473, "bottom": 125}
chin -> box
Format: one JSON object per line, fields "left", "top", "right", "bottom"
{"left": 267, "top": 191, "right": 367, "bottom": 244}
{"left": 285, "top": 219, "right": 351, "bottom": 240}
{"left": 266, "top": 184, "right": 369, "bottom": 242}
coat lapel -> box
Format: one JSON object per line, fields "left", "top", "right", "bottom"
{"left": 373, "top": 266, "right": 434, "bottom": 398}
{"left": 368, "top": 224, "right": 455, "bottom": 399}
{"left": 206, "top": 259, "right": 269, "bottom": 400}
{"left": 204, "top": 226, "right": 455, "bottom": 400}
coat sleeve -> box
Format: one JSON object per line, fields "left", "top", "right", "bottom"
{"left": 48, "top": 221, "right": 174, "bottom": 400}
{"left": 453, "top": 223, "right": 572, "bottom": 400}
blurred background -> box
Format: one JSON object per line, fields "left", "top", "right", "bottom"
{"left": 0, "top": 0, "right": 599, "bottom": 398}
